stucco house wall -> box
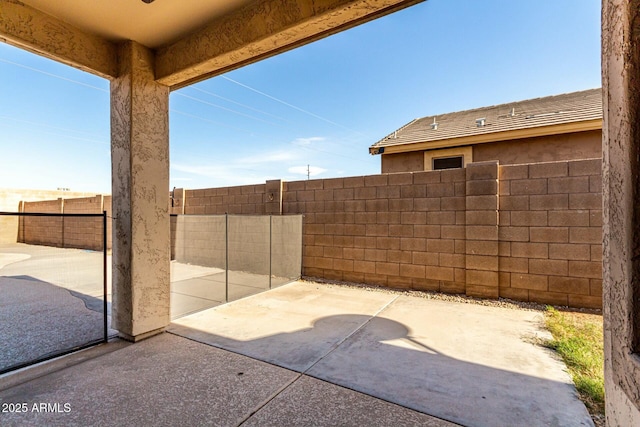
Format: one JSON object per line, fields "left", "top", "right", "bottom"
{"left": 473, "top": 130, "right": 602, "bottom": 164}
{"left": 381, "top": 129, "right": 602, "bottom": 174}
{"left": 381, "top": 151, "right": 425, "bottom": 173}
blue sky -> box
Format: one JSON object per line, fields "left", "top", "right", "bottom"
{"left": 0, "top": 0, "right": 601, "bottom": 193}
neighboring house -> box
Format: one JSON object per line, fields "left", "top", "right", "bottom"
{"left": 370, "top": 88, "right": 602, "bottom": 173}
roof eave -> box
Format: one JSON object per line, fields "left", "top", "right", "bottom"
{"left": 369, "top": 118, "right": 603, "bottom": 155}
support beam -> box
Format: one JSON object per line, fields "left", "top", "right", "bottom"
{"left": 0, "top": 0, "right": 117, "bottom": 79}
{"left": 111, "top": 41, "right": 170, "bottom": 341}
{"left": 156, "top": 0, "right": 423, "bottom": 89}
{"left": 602, "top": 0, "right": 640, "bottom": 424}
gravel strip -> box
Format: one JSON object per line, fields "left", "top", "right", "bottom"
{"left": 300, "top": 276, "right": 602, "bottom": 315}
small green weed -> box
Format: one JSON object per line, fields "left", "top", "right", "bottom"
{"left": 543, "top": 307, "right": 604, "bottom": 418}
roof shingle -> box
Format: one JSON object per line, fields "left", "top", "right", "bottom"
{"left": 370, "top": 88, "right": 602, "bottom": 152}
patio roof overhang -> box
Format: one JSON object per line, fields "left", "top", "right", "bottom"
{"left": 0, "top": 0, "right": 423, "bottom": 89}
{"left": 3, "top": 1, "right": 640, "bottom": 420}
{"left": 0, "top": 0, "right": 426, "bottom": 342}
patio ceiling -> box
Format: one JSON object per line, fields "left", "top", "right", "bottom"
{"left": 16, "top": 0, "right": 255, "bottom": 49}
{"left": 0, "top": 0, "right": 424, "bottom": 89}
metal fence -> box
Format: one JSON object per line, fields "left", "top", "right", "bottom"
{"left": 0, "top": 212, "right": 108, "bottom": 375}
{"left": 170, "top": 214, "right": 303, "bottom": 319}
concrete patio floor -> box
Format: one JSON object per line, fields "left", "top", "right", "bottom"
{"left": 0, "top": 280, "right": 593, "bottom": 426}
{"left": 0, "top": 333, "right": 454, "bottom": 427}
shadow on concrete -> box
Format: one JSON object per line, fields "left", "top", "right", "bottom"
{"left": 170, "top": 268, "right": 296, "bottom": 320}
{"left": 170, "top": 313, "right": 594, "bottom": 427}
{"left": 0, "top": 332, "right": 455, "bottom": 427}
{"left": 0, "top": 275, "right": 110, "bottom": 374}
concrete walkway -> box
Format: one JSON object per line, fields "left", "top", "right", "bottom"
{"left": 0, "top": 281, "right": 593, "bottom": 426}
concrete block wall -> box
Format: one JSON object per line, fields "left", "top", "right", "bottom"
{"left": 173, "top": 158, "right": 602, "bottom": 308}
{"left": 19, "top": 195, "right": 111, "bottom": 250}
{"left": 498, "top": 159, "right": 602, "bottom": 309}
{"left": 170, "top": 214, "right": 177, "bottom": 260}
{"left": 177, "top": 183, "right": 273, "bottom": 270}
{"left": 15, "top": 158, "right": 603, "bottom": 308}
{"left": 21, "top": 199, "right": 64, "bottom": 247}
{"left": 0, "top": 188, "right": 94, "bottom": 244}
{"left": 285, "top": 169, "right": 469, "bottom": 293}
{"left": 183, "top": 184, "right": 268, "bottom": 215}
{"left": 63, "top": 196, "right": 105, "bottom": 250}
{"left": 465, "top": 161, "right": 500, "bottom": 299}
{"left": 103, "top": 196, "right": 112, "bottom": 250}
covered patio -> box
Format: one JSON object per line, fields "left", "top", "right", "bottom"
{"left": 0, "top": 0, "right": 424, "bottom": 342}
{"left": 1, "top": 0, "right": 639, "bottom": 424}
{"left": 1, "top": 281, "right": 592, "bottom": 426}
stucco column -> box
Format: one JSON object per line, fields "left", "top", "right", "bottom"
{"left": 110, "top": 41, "right": 170, "bottom": 342}
{"left": 602, "top": 0, "right": 640, "bottom": 424}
